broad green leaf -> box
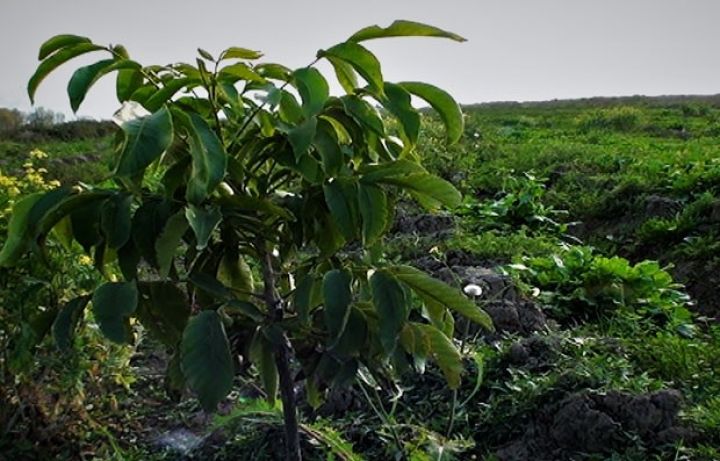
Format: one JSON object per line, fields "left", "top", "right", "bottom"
{"left": 0, "top": 193, "right": 43, "bottom": 267}
{"left": 189, "top": 272, "right": 232, "bottom": 300}
{"left": 115, "top": 107, "right": 174, "bottom": 176}
{"left": 323, "top": 179, "right": 359, "bottom": 241}
{"left": 399, "top": 81, "right": 464, "bottom": 144}
{"left": 390, "top": 265, "right": 493, "bottom": 330}
{"left": 293, "top": 68, "right": 329, "bottom": 117}
{"left": 68, "top": 59, "right": 141, "bottom": 111}
{"left": 294, "top": 274, "right": 321, "bottom": 324}
{"left": 359, "top": 159, "right": 426, "bottom": 183}
{"left": 116, "top": 70, "right": 143, "bottom": 101}
{"left": 255, "top": 63, "right": 292, "bottom": 81}
{"left": 217, "top": 253, "right": 254, "bottom": 298}
{"left": 382, "top": 83, "right": 419, "bottom": 146}
{"left": 218, "top": 62, "right": 265, "bottom": 83}
{"left": 185, "top": 113, "right": 227, "bottom": 204}
{"left": 197, "top": 48, "right": 215, "bottom": 61}
{"left": 130, "top": 199, "right": 175, "bottom": 268}
{"left": 70, "top": 198, "right": 106, "bottom": 252}
{"left": 143, "top": 78, "right": 200, "bottom": 112}
{"left": 249, "top": 331, "right": 279, "bottom": 405}
{"left": 357, "top": 183, "right": 387, "bottom": 245}
{"left": 35, "top": 190, "right": 112, "bottom": 239}
{"left": 29, "top": 43, "right": 105, "bottom": 103}
{"left": 137, "top": 282, "right": 190, "bottom": 346}
{"left": 323, "top": 269, "right": 352, "bottom": 342}
{"left": 52, "top": 296, "right": 90, "bottom": 351}
{"left": 314, "top": 119, "right": 343, "bottom": 175}
{"left": 424, "top": 299, "right": 455, "bottom": 337}
{"left": 38, "top": 34, "right": 93, "bottom": 60}
{"left": 415, "top": 323, "right": 463, "bottom": 389}
{"left": 332, "top": 308, "right": 367, "bottom": 357}
{"left": 378, "top": 172, "right": 461, "bottom": 210}
{"left": 342, "top": 96, "right": 385, "bottom": 137}
{"left": 328, "top": 57, "right": 359, "bottom": 94}
{"left": 319, "top": 42, "right": 383, "bottom": 95}
{"left": 155, "top": 211, "right": 189, "bottom": 277}
{"left": 220, "top": 47, "right": 263, "bottom": 60}
{"left": 348, "top": 20, "right": 467, "bottom": 43}
{"left": 100, "top": 193, "right": 133, "bottom": 249}
{"left": 223, "top": 300, "right": 264, "bottom": 322}
{"left": 185, "top": 205, "right": 221, "bottom": 250}
{"left": 279, "top": 90, "right": 303, "bottom": 124}
{"left": 287, "top": 116, "right": 317, "bottom": 160}
{"left": 92, "top": 281, "right": 138, "bottom": 344}
{"left": 181, "top": 311, "right": 234, "bottom": 411}
{"left": 370, "top": 271, "right": 408, "bottom": 353}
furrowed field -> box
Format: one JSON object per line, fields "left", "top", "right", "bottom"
{"left": 2, "top": 96, "right": 719, "bottom": 460}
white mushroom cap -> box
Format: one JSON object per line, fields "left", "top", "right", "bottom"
{"left": 463, "top": 283, "right": 483, "bottom": 297}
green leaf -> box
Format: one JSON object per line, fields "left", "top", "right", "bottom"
{"left": 342, "top": 96, "right": 385, "bottom": 137}
{"left": 288, "top": 116, "right": 317, "bottom": 160}
{"left": 357, "top": 183, "right": 387, "bottom": 245}
{"left": 390, "top": 265, "right": 493, "bottom": 330}
{"left": 294, "top": 275, "right": 321, "bottom": 324}
{"left": 115, "top": 107, "right": 174, "bottom": 176}
{"left": 314, "top": 119, "right": 343, "bottom": 175}
{"left": 137, "top": 282, "right": 190, "bottom": 346}
{"left": 52, "top": 296, "right": 90, "bottom": 351}
{"left": 181, "top": 311, "right": 234, "bottom": 412}
{"left": 323, "top": 269, "right": 352, "bottom": 343}
{"left": 38, "top": 34, "right": 93, "bottom": 60}
{"left": 218, "top": 62, "right": 265, "bottom": 84}
{"left": 143, "top": 78, "right": 200, "bottom": 112}
{"left": 68, "top": 59, "right": 141, "bottom": 112}
{"left": 249, "top": 331, "right": 279, "bottom": 405}
{"left": 293, "top": 68, "right": 329, "bottom": 117}
{"left": 185, "top": 113, "right": 228, "bottom": 205}
{"left": 319, "top": 42, "right": 383, "bottom": 95}
{"left": 378, "top": 172, "right": 461, "bottom": 210}
{"left": 217, "top": 253, "right": 254, "bottom": 298}
{"left": 370, "top": 271, "right": 408, "bottom": 353}
{"left": 348, "top": 20, "right": 467, "bottom": 43}
{"left": 0, "top": 193, "right": 43, "bottom": 267}
{"left": 382, "top": 83, "right": 419, "bottom": 146}
{"left": 323, "top": 179, "right": 359, "bottom": 241}
{"left": 359, "top": 159, "right": 426, "bottom": 183}
{"left": 328, "top": 57, "right": 359, "bottom": 94}
{"left": 197, "top": 48, "right": 215, "bottom": 61}
{"left": 415, "top": 323, "right": 463, "bottom": 389}
{"left": 255, "top": 63, "right": 292, "bottom": 81}
{"left": 185, "top": 205, "right": 221, "bottom": 250}
{"left": 399, "top": 81, "right": 464, "bottom": 144}
{"left": 70, "top": 198, "right": 105, "bottom": 252}
{"left": 100, "top": 193, "right": 133, "bottom": 249}
{"left": 92, "top": 282, "right": 138, "bottom": 344}
{"left": 220, "top": 47, "right": 263, "bottom": 60}
{"left": 278, "top": 91, "right": 303, "bottom": 124}
{"left": 29, "top": 43, "right": 105, "bottom": 103}
{"left": 189, "top": 272, "right": 232, "bottom": 300}
{"left": 332, "top": 308, "right": 367, "bottom": 357}
{"left": 116, "top": 68, "right": 144, "bottom": 102}
{"left": 155, "top": 211, "right": 189, "bottom": 277}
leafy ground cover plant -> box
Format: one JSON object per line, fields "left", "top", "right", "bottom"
{"left": 0, "top": 21, "right": 493, "bottom": 460}
{"left": 459, "top": 171, "right": 569, "bottom": 234}
{"left": 506, "top": 245, "right": 693, "bottom": 331}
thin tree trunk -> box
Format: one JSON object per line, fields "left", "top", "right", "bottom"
{"left": 258, "top": 242, "right": 302, "bottom": 461}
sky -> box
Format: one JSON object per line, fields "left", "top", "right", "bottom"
{"left": 1, "top": 0, "right": 719, "bottom": 120}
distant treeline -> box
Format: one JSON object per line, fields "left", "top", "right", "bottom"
{"left": 462, "top": 94, "right": 720, "bottom": 111}
{"left": 0, "top": 107, "right": 116, "bottom": 142}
